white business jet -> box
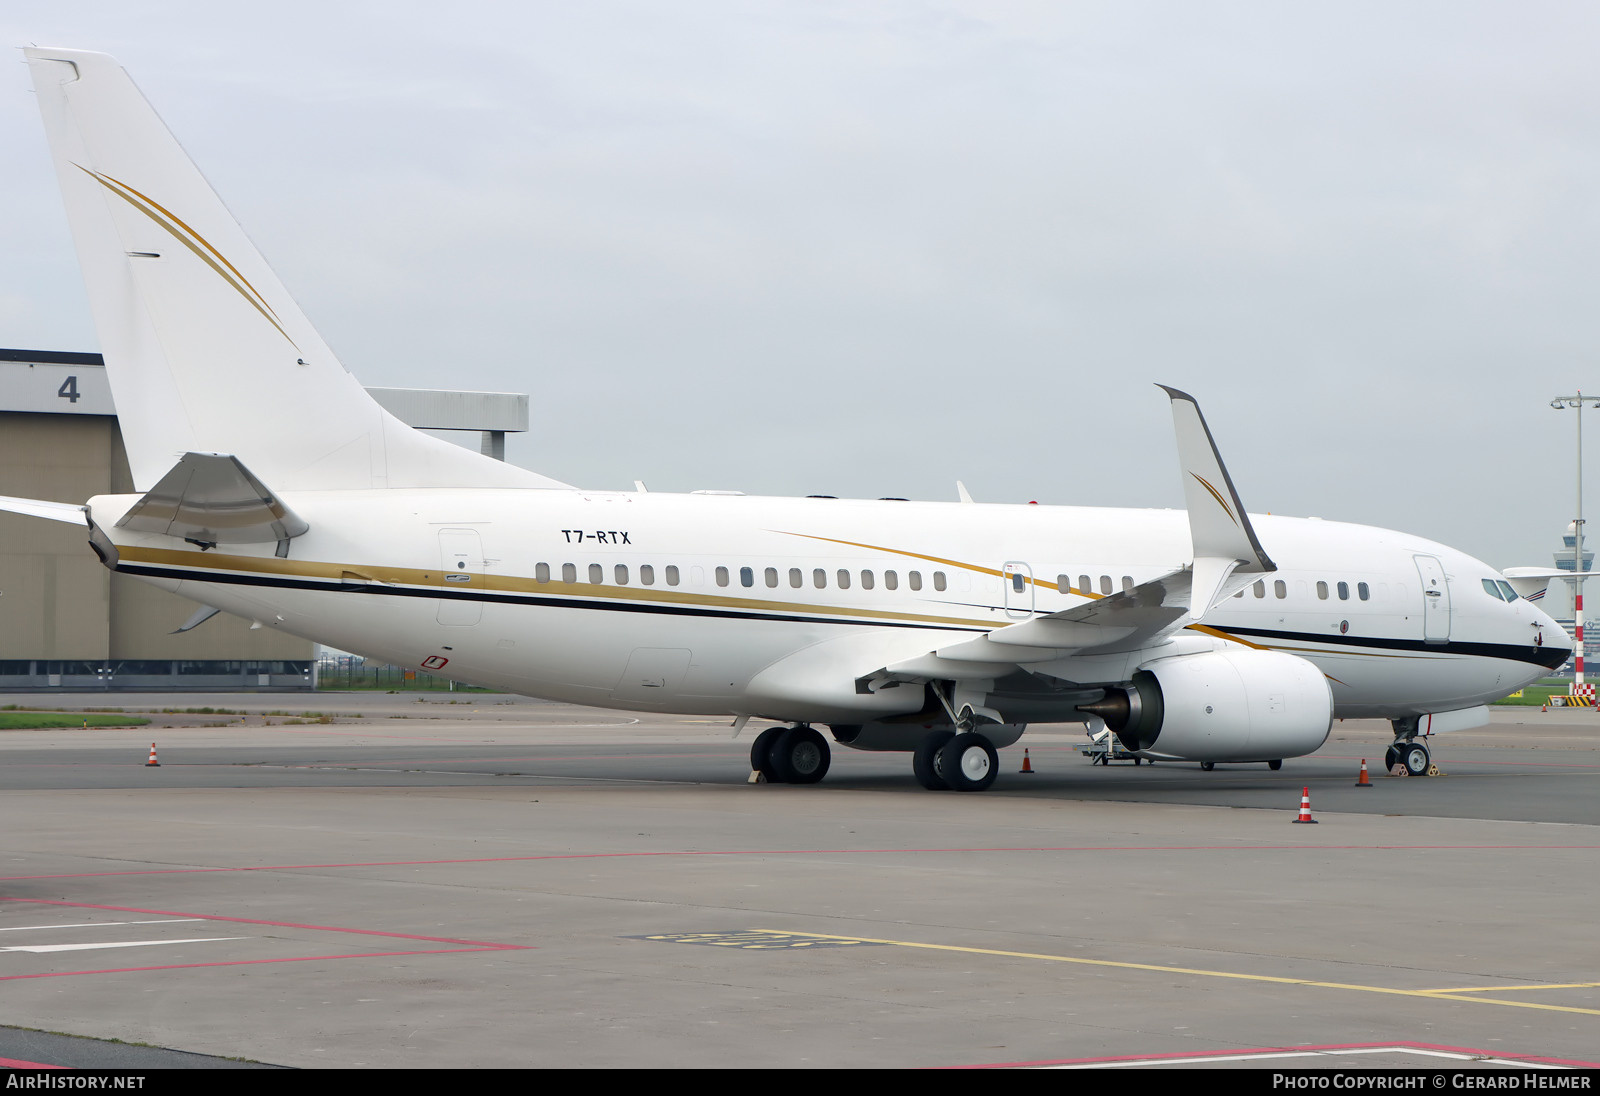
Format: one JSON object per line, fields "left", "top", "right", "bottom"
{"left": 2, "top": 49, "right": 1568, "bottom": 791}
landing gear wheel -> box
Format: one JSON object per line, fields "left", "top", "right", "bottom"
{"left": 1384, "top": 745, "right": 1400, "bottom": 771}
{"left": 940, "top": 732, "right": 998, "bottom": 792}
{"left": 769, "top": 725, "right": 830, "bottom": 784}
{"left": 913, "top": 730, "right": 955, "bottom": 790}
{"left": 750, "top": 726, "right": 785, "bottom": 782}
{"left": 1401, "top": 741, "right": 1430, "bottom": 777}
{"left": 1268, "top": 759, "right": 1282, "bottom": 771}
{"left": 1200, "top": 761, "right": 1215, "bottom": 771}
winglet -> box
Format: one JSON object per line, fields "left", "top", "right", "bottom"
{"left": 1158, "top": 386, "right": 1274, "bottom": 617}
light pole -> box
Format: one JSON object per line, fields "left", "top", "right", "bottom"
{"left": 1552, "top": 393, "right": 1600, "bottom": 691}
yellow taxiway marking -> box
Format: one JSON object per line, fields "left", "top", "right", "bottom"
{"left": 1420, "top": 982, "right": 1600, "bottom": 994}
{"left": 757, "top": 931, "right": 1600, "bottom": 1017}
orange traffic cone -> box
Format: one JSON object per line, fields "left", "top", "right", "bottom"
{"left": 1355, "top": 759, "right": 1372, "bottom": 787}
{"left": 145, "top": 743, "right": 160, "bottom": 767}
{"left": 1292, "top": 786, "right": 1317, "bottom": 823}
{"left": 1019, "top": 749, "right": 1035, "bottom": 774}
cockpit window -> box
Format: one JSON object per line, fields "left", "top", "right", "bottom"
{"left": 1482, "top": 579, "right": 1505, "bottom": 601}
{"left": 1497, "top": 580, "right": 1519, "bottom": 602}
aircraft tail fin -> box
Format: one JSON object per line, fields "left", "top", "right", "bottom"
{"left": 25, "top": 48, "right": 569, "bottom": 494}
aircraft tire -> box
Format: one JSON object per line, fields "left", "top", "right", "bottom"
{"left": 1200, "top": 761, "right": 1215, "bottom": 771}
{"left": 940, "top": 732, "right": 998, "bottom": 792}
{"left": 750, "top": 726, "right": 786, "bottom": 782}
{"left": 913, "top": 730, "right": 954, "bottom": 790}
{"left": 770, "top": 726, "right": 830, "bottom": 784}
{"left": 1401, "top": 742, "right": 1430, "bottom": 777}
{"left": 1384, "top": 746, "right": 1400, "bottom": 771}
{"left": 1268, "top": 759, "right": 1282, "bottom": 771}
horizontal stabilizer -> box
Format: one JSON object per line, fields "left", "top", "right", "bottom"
{"left": 116, "top": 452, "right": 308, "bottom": 545}
{"left": 0, "top": 495, "right": 89, "bottom": 525}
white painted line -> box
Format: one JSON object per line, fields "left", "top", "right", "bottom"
{"left": 1044, "top": 1047, "right": 1563, "bottom": 1069}
{"left": 1, "top": 937, "right": 247, "bottom": 954}
{"left": 0, "top": 919, "right": 205, "bottom": 932}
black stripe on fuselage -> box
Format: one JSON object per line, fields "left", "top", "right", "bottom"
{"left": 115, "top": 563, "right": 991, "bottom": 633}
{"left": 1218, "top": 626, "right": 1568, "bottom": 670}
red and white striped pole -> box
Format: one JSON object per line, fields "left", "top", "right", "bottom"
{"left": 1553, "top": 393, "right": 1598, "bottom": 690}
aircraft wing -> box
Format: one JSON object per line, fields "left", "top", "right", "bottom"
{"left": 872, "top": 386, "right": 1271, "bottom": 684}
{"left": 878, "top": 568, "right": 1194, "bottom": 681}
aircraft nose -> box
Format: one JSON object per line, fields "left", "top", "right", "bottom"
{"left": 1532, "top": 602, "right": 1573, "bottom": 660}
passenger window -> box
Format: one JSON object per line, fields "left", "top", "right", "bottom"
{"left": 884, "top": 570, "right": 898, "bottom": 590}
{"left": 1482, "top": 578, "right": 1504, "bottom": 601}
{"left": 909, "top": 571, "right": 922, "bottom": 591}
{"left": 1012, "top": 572, "right": 1026, "bottom": 594}
{"left": 814, "top": 568, "right": 827, "bottom": 589}
{"left": 1079, "top": 575, "right": 1092, "bottom": 595}
{"left": 765, "top": 567, "right": 778, "bottom": 588}
{"left": 588, "top": 564, "right": 604, "bottom": 584}
{"left": 1234, "top": 589, "right": 1244, "bottom": 598}
{"left": 740, "top": 566, "right": 754, "bottom": 588}
{"left": 861, "top": 570, "right": 875, "bottom": 590}
{"left": 789, "top": 568, "right": 803, "bottom": 588}
{"left": 1058, "top": 574, "right": 1070, "bottom": 593}
{"left": 562, "top": 563, "right": 577, "bottom": 583}
{"left": 837, "top": 569, "right": 852, "bottom": 589}
{"left": 1253, "top": 580, "right": 1265, "bottom": 598}
{"left": 535, "top": 563, "right": 550, "bottom": 583}
{"left": 1316, "top": 581, "right": 1329, "bottom": 600}
{"left": 933, "top": 572, "right": 947, "bottom": 592}
{"left": 1275, "top": 580, "right": 1286, "bottom": 599}
{"left": 1122, "top": 576, "right": 1134, "bottom": 592}
{"left": 615, "top": 564, "right": 629, "bottom": 585}
{"left": 1337, "top": 581, "right": 1349, "bottom": 600}
{"left": 665, "top": 565, "right": 679, "bottom": 586}
{"left": 640, "top": 565, "right": 654, "bottom": 586}
{"left": 716, "top": 566, "right": 729, "bottom": 588}
{"left": 1358, "top": 582, "right": 1370, "bottom": 601}
{"left": 1100, "top": 575, "right": 1113, "bottom": 595}
{"left": 1497, "top": 581, "right": 1518, "bottom": 602}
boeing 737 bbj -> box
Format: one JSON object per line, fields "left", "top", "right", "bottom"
{"left": 1, "top": 49, "right": 1568, "bottom": 791}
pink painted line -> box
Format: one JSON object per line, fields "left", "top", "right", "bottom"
{"left": 3, "top": 844, "right": 1599, "bottom": 883}
{"left": 953, "top": 1040, "right": 1600, "bottom": 1069}
{"left": 0, "top": 897, "right": 528, "bottom": 950}
{"left": 0, "top": 1056, "right": 63, "bottom": 1068}
{"left": 0, "top": 947, "right": 515, "bottom": 983}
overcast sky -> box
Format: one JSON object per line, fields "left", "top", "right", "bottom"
{"left": 3, "top": 2, "right": 1598, "bottom": 571}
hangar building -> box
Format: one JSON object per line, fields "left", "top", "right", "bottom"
{"left": 0, "top": 348, "right": 526, "bottom": 692}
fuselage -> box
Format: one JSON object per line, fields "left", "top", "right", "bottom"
{"left": 91, "top": 489, "right": 1568, "bottom": 726}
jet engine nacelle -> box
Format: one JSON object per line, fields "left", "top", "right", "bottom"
{"left": 1084, "top": 648, "right": 1332, "bottom": 763}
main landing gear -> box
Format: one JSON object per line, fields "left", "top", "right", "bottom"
{"left": 1385, "top": 716, "right": 1431, "bottom": 776}
{"left": 750, "top": 724, "right": 831, "bottom": 784}
{"left": 912, "top": 694, "right": 1002, "bottom": 792}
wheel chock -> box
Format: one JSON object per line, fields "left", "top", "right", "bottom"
{"left": 747, "top": 770, "right": 766, "bottom": 784}
{"left": 1389, "top": 764, "right": 1407, "bottom": 778}
{"left": 1427, "top": 763, "right": 1443, "bottom": 777}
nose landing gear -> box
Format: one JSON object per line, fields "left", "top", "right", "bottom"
{"left": 1386, "top": 717, "right": 1433, "bottom": 776}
